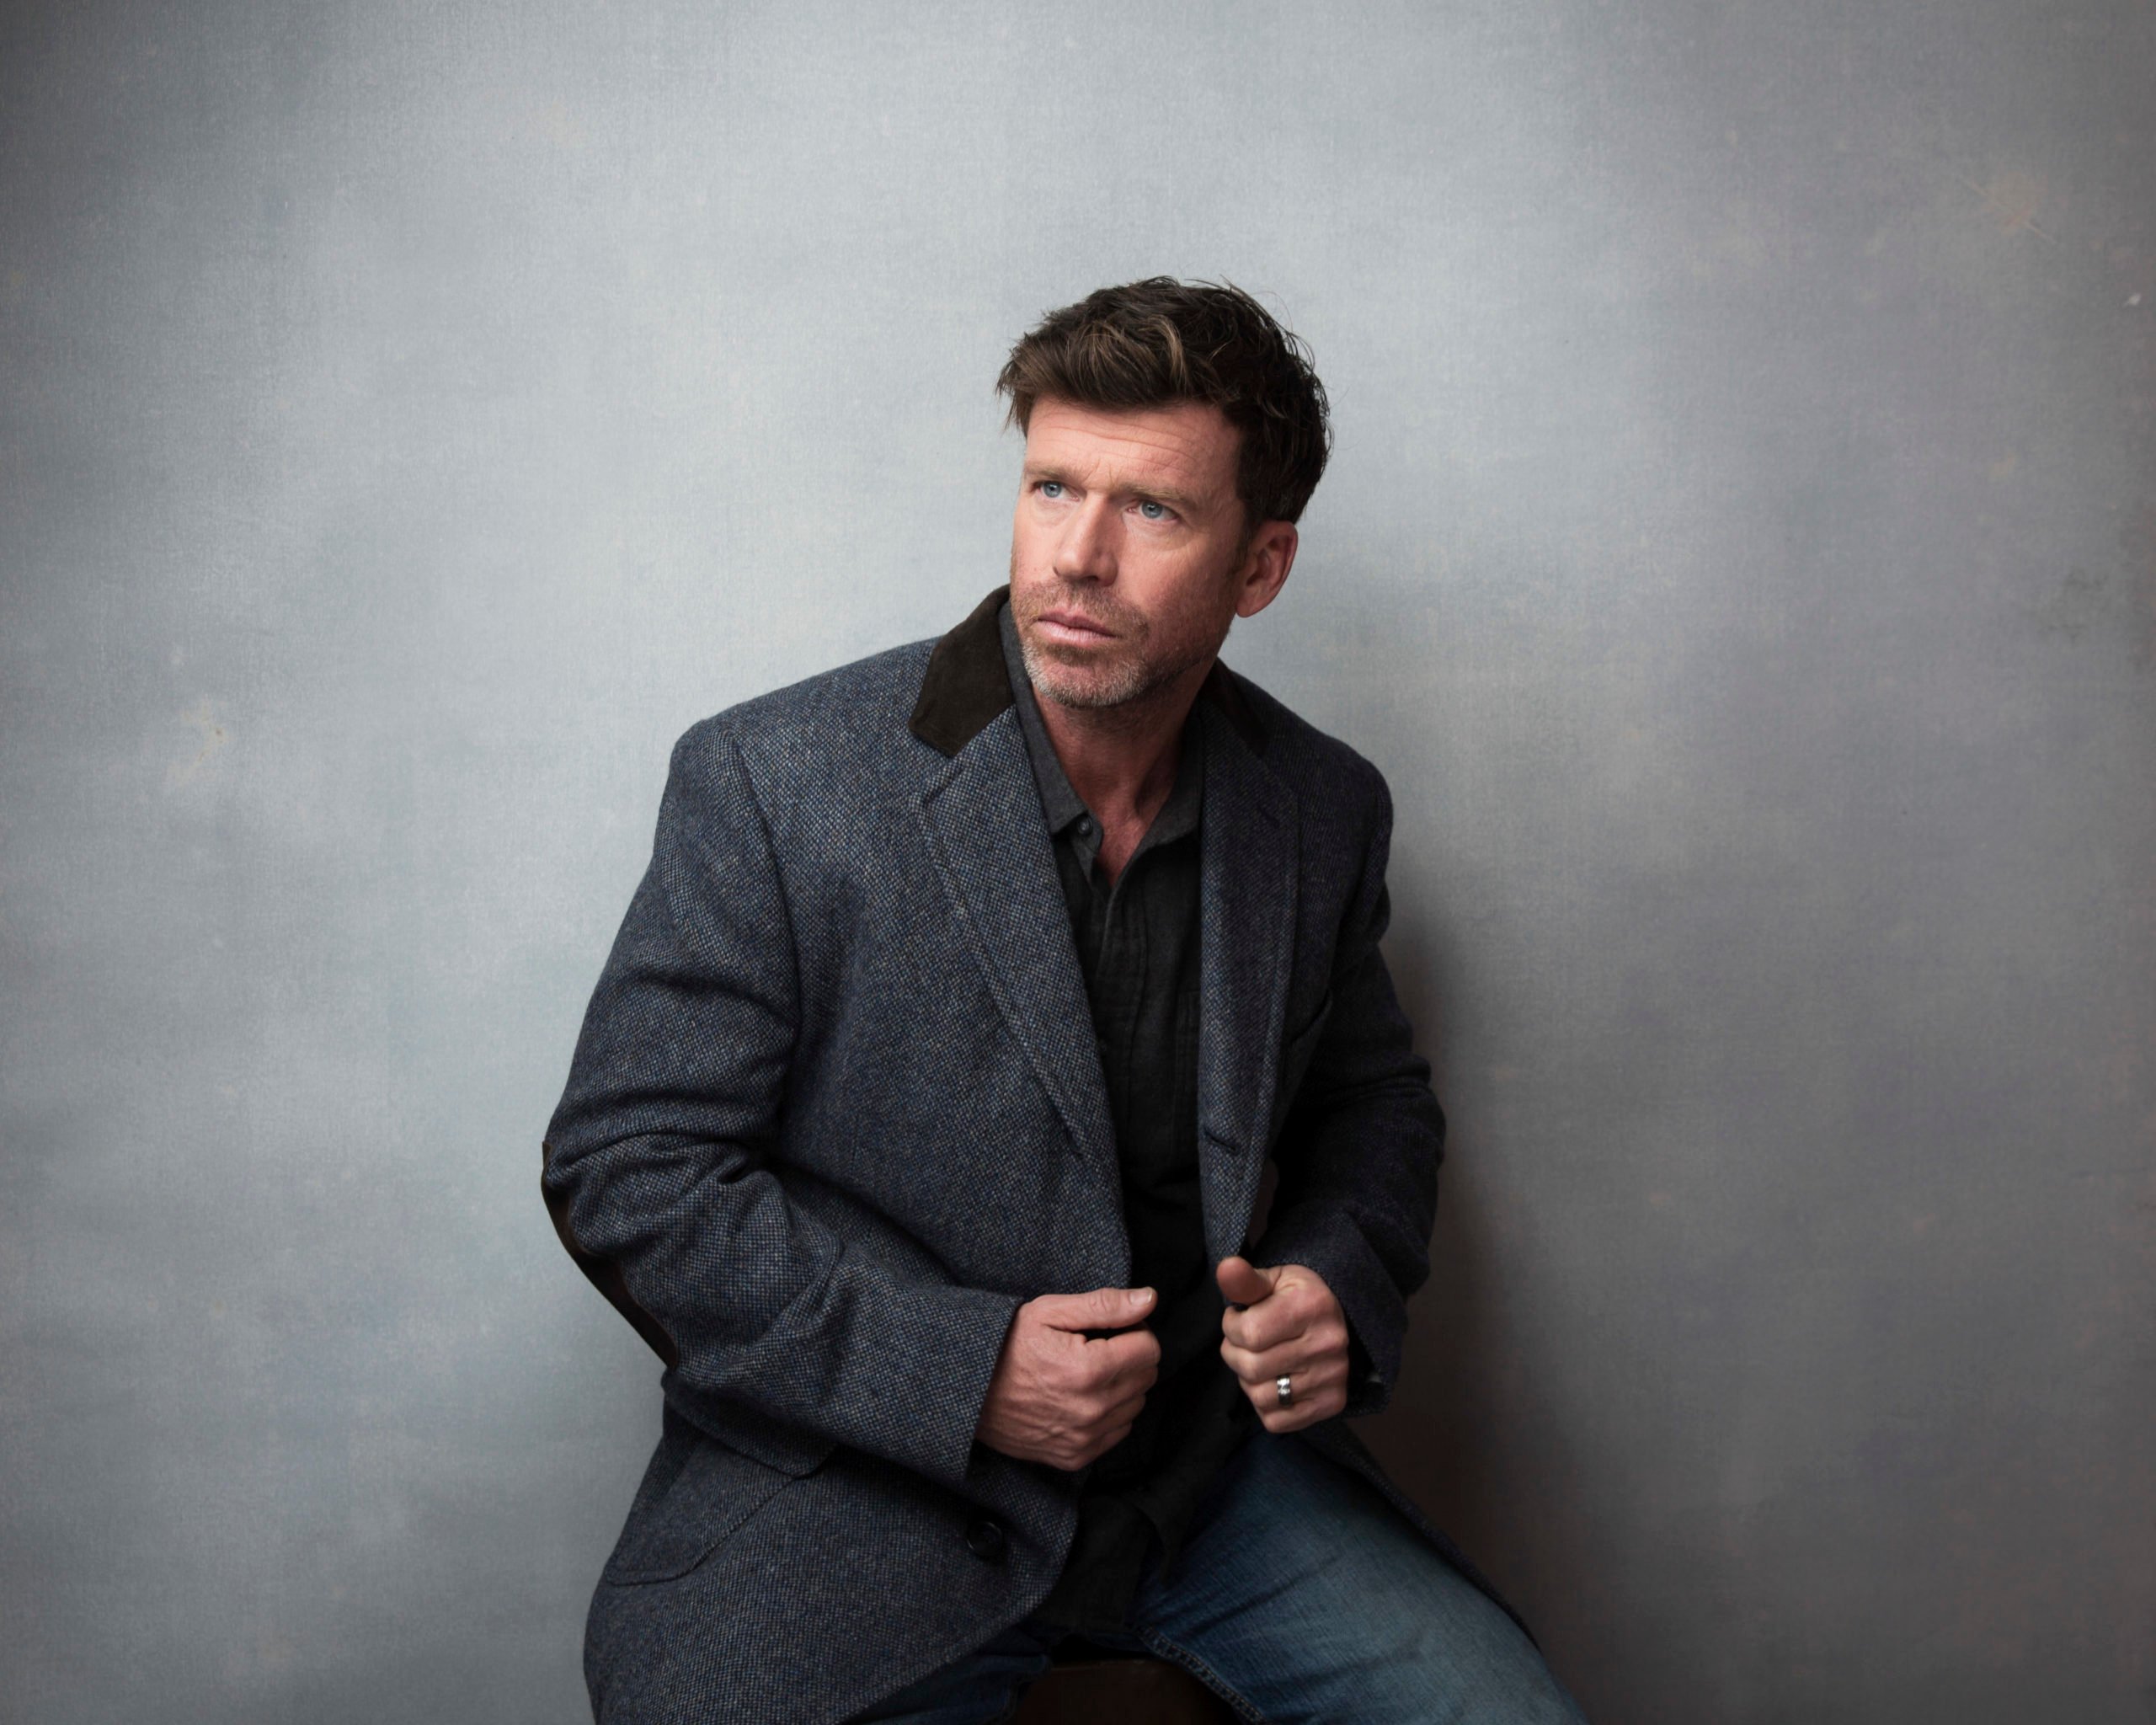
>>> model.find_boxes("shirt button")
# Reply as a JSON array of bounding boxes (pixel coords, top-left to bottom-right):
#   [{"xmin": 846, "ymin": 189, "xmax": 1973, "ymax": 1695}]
[
  {"xmin": 1075, "ymin": 818, "xmax": 1092, "ymax": 836},
  {"xmin": 964, "ymin": 1515, "xmax": 1007, "ymax": 1563}
]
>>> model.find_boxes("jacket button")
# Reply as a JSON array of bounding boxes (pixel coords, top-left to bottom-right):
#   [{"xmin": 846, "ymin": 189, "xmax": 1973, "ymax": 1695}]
[{"xmin": 964, "ymin": 1515, "xmax": 1007, "ymax": 1563}]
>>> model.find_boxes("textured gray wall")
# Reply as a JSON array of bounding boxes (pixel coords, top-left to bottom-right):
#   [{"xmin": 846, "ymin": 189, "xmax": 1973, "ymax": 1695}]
[{"xmin": 3, "ymin": 2, "xmax": 2151, "ymax": 1720}]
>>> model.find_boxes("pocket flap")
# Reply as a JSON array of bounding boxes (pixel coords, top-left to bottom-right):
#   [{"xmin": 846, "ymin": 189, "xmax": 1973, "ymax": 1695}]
[{"xmin": 600, "ymin": 1407, "xmax": 830, "ymax": 1584}]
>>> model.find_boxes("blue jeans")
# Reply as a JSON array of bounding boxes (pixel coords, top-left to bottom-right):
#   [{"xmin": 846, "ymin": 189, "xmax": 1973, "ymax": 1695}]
[{"xmin": 849, "ymin": 1431, "xmax": 1588, "ymax": 1723}]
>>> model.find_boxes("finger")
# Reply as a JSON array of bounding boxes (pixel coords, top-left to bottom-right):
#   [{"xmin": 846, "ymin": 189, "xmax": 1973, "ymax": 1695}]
[
  {"xmin": 1097, "ymin": 1386, "xmax": 1150, "ymax": 1431},
  {"xmin": 1214, "ymin": 1255, "xmax": 1276, "ymax": 1310},
  {"xmin": 1086, "ymin": 1326, "xmax": 1163, "ymax": 1386},
  {"xmin": 1233, "ymin": 1354, "xmax": 1348, "ymax": 1423},
  {"xmin": 1037, "ymin": 1285, "xmax": 1155, "ymax": 1332},
  {"xmin": 1257, "ymin": 1386, "xmax": 1346, "ymax": 1434},
  {"xmin": 1220, "ymin": 1326, "xmax": 1345, "ymax": 1386},
  {"xmin": 1221, "ymin": 1288, "xmax": 1317, "ymax": 1354},
  {"xmin": 1224, "ymin": 1343, "xmax": 1348, "ymax": 1404}
]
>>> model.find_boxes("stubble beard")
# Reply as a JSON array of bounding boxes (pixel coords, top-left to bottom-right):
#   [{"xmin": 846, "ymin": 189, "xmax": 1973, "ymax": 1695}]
[
  {"xmin": 1013, "ymin": 590, "xmax": 1221, "ymax": 714},
  {"xmin": 1020, "ymin": 631, "xmax": 1166, "ymax": 711},
  {"xmin": 1011, "ymin": 542, "xmax": 1237, "ymax": 713}
]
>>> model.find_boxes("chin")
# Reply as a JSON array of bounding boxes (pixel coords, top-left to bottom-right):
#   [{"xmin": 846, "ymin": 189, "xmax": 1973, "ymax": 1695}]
[
  {"xmin": 1032, "ymin": 667, "xmax": 1138, "ymax": 710},
  {"xmin": 1023, "ymin": 644, "xmax": 1153, "ymax": 711}
]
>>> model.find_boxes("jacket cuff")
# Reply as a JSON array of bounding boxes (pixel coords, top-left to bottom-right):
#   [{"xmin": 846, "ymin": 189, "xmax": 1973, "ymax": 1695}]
[
  {"xmin": 913, "ymin": 1285, "xmax": 1028, "ymax": 1491},
  {"xmin": 665, "ymin": 1276, "xmax": 1027, "ymax": 1496}
]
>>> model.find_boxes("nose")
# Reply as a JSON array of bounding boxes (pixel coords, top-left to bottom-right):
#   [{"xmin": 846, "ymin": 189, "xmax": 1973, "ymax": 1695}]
[{"xmin": 1054, "ymin": 495, "xmax": 1118, "ymax": 584}]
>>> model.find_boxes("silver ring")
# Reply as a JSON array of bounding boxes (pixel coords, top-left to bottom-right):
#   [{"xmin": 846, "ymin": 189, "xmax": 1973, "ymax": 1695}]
[{"xmin": 1276, "ymin": 1374, "xmax": 1294, "ymax": 1407}]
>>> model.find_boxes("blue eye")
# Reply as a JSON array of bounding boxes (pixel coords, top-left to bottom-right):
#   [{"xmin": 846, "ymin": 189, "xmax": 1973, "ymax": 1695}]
[
  {"xmin": 1038, "ymin": 480, "xmax": 1065, "ymax": 499},
  {"xmin": 1138, "ymin": 500, "xmax": 1167, "ymax": 521}
]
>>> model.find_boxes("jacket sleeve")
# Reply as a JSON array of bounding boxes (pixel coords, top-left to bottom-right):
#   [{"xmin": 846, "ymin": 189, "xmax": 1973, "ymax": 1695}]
[
  {"xmin": 542, "ymin": 721, "xmax": 1022, "ymax": 1493},
  {"xmin": 1251, "ymin": 772, "xmax": 1444, "ymax": 1418}
]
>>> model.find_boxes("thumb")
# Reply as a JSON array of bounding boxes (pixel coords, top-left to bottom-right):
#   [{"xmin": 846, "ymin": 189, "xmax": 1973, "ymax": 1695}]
[
  {"xmin": 1215, "ymin": 1255, "xmax": 1278, "ymax": 1309},
  {"xmin": 1038, "ymin": 1285, "xmax": 1156, "ymax": 1332}
]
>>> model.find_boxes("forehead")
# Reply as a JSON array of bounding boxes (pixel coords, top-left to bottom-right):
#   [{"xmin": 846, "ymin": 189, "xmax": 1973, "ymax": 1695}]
[{"xmin": 1022, "ymin": 398, "xmax": 1239, "ymax": 501}]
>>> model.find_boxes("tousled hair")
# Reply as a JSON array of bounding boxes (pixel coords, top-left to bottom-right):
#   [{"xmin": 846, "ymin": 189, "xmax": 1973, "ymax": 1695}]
[{"xmin": 995, "ymin": 278, "xmax": 1331, "ymax": 526}]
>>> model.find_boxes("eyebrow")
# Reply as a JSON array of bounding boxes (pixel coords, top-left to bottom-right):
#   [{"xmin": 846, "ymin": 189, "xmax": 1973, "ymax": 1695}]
[{"xmin": 1022, "ymin": 461, "xmax": 1209, "ymax": 515}]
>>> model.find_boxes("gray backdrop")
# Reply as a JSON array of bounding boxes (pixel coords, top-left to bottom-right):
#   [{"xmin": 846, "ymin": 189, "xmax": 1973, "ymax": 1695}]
[{"xmin": 3, "ymin": 3, "xmax": 2151, "ymax": 1721}]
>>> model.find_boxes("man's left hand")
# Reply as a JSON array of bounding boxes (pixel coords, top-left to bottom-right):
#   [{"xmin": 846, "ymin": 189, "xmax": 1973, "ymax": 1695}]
[{"xmin": 1216, "ymin": 1256, "xmax": 1352, "ymax": 1434}]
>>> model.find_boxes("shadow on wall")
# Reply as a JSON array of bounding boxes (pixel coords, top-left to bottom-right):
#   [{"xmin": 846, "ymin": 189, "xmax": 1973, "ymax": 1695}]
[{"xmin": 1353, "ymin": 895, "xmax": 1616, "ymax": 1664}]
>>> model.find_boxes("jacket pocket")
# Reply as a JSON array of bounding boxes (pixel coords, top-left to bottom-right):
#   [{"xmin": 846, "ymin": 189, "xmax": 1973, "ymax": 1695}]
[{"xmin": 600, "ymin": 1406, "xmax": 833, "ymax": 1584}]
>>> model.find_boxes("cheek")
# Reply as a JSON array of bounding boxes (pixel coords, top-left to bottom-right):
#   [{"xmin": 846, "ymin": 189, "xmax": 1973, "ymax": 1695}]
[
  {"xmin": 1007, "ymin": 517, "xmax": 1048, "ymax": 581},
  {"xmin": 1149, "ymin": 559, "xmax": 1239, "ymax": 641}
]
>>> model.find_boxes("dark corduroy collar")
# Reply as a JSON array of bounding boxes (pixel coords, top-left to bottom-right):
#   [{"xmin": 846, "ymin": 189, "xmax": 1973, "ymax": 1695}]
[
  {"xmin": 907, "ymin": 587, "xmax": 1017, "ymax": 756},
  {"xmin": 907, "ymin": 585, "xmax": 1265, "ymax": 758}
]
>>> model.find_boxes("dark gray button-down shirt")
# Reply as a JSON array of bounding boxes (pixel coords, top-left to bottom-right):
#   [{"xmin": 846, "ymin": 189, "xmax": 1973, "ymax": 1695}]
[{"xmin": 998, "ymin": 603, "xmax": 1257, "ymax": 1635}]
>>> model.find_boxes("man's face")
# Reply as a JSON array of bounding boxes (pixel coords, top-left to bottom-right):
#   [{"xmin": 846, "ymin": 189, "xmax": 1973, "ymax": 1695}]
[{"xmin": 1008, "ymin": 398, "xmax": 1295, "ymax": 712}]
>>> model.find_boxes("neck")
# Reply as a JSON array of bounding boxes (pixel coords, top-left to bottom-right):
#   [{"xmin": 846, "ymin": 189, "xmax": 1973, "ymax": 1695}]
[{"xmin": 1035, "ymin": 656, "xmax": 1212, "ymax": 832}]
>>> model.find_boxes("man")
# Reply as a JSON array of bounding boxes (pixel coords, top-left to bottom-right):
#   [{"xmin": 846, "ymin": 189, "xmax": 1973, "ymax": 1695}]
[{"xmin": 542, "ymin": 279, "xmax": 1585, "ymax": 1723}]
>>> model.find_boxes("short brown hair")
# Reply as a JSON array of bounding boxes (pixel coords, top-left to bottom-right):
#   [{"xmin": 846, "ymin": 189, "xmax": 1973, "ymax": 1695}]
[{"xmin": 995, "ymin": 278, "xmax": 1331, "ymax": 526}]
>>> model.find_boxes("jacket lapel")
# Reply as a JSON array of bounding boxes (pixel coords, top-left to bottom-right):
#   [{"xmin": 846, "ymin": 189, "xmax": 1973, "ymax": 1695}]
[
  {"xmin": 910, "ymin": 589, "xmax": 1299, "ymax": 1270},
  {"xmin": 911, "ymin": 593, "xmax": 1122, "ymax": 1210},
  {"xmin": 1194, "ymin": 696, "xmax": 1299, "ymax": 1264},
  {"xmin": 915, "ymin": 722, "xmax": 1118, "ymax": 1188}
]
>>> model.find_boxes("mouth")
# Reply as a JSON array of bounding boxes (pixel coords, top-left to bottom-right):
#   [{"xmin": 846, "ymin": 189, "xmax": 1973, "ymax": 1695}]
[{"xmin": 1035, "ymin": 608, "xmax": 1118, "ymax": 643}]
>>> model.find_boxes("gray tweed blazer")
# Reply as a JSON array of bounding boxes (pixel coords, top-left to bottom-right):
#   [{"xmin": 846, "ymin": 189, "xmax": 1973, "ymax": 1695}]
[{"xmin": 542, "ymin": 588, "xmax": 1521, "ymax": 1724}]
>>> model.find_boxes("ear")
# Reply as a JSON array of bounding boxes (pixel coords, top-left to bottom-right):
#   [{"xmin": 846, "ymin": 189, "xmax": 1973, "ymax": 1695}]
[{"xmin": 1232, "ymin": 521, "xmax": 1299, "ymax": 619}]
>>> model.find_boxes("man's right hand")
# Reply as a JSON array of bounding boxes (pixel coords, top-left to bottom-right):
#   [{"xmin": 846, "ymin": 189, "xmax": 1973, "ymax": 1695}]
[{"xmin": 974, "ymin": 1286, "xmax": 1161, "ymax": 1471}]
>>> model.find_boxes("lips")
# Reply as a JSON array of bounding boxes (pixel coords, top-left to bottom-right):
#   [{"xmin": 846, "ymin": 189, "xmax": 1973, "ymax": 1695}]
[{"xmin": 1037, "ymin": 609, "xmax": 1117, "ymax": 640}]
